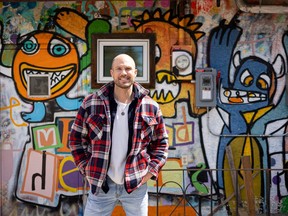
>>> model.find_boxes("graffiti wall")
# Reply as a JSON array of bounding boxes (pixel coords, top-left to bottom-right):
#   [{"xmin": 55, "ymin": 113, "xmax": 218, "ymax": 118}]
[{"xmin": 0, "ymin": 0, "xmax": 287, "ymax": 215}]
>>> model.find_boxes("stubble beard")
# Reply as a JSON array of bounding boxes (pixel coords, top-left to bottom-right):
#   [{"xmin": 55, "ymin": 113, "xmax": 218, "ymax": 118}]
[{"xmin": 114, "ymin": 79, "xmax": 133, "ymax": 90}]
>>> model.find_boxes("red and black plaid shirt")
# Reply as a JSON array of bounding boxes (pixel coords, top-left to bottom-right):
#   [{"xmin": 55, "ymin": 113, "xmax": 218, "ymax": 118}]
[{"xmin": 69, "ymin": 82, "xmax": 169, "ymax": 194}]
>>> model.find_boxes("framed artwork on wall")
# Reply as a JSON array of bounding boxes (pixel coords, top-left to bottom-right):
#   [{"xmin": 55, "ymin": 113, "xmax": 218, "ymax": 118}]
[{"xmin": 91, "ymin": 33, "xmax": 156, "ymax": 89}]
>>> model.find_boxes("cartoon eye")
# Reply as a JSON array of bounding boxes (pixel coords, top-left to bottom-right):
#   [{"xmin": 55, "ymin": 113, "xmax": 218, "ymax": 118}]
[
  {"xmin": 240, "ymin": 69, "xmax": 253, "ymax": 87},
  {"xmin": 21, "ymin": 36, "xmax": 38, "ymax": 54},
  {"xmin": 50, "ymin": 38, "xmax": 70, "ymax": 56},
  {"xmin": 257, "ymin": 74, "xmax": 270, "ymax": 90},
  {"xmin": 155, "ymin": 44, "xmax": 161, "ymax": 64}
]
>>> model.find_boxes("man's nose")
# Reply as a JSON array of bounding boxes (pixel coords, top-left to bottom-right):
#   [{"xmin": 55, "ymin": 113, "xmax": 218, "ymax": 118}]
[{"xmin": 120, "ymin": 68, "xmax": 128, "ymax": 74}]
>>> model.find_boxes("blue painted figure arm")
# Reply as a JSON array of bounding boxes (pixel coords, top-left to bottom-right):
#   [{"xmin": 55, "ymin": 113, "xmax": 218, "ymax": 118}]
[
  {"xmin": 21, "ymin": 102, "xmax": 46, "ymax": 122},
  {"xmin": 56, "ymin": 94, "xmax": 83, "ymax": 111},
  {"xmin": 207, "ymin": 17, "xmax": 243, "ymax": 87}
]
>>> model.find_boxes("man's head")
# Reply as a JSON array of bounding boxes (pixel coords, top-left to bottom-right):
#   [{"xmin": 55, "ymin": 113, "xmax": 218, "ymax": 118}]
[{"xmin": 110, "ymin": 54, "xmax": 137, "ymax": 89}]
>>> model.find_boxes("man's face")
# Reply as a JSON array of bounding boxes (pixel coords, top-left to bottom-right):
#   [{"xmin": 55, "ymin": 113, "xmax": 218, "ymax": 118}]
[{"xmin": 110, "ymin": 56, "xmax": 137, "ymax": 89}]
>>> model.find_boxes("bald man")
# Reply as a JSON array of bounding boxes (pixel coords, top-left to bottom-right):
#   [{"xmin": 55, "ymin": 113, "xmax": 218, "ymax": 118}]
[{"xmin": 69, "ymin": 54, "xmax": 169, "ymax": 216}]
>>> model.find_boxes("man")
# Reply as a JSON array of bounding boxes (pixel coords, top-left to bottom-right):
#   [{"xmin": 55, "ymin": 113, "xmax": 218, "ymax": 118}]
[{"xmin": 69, "ymin": 54, "xmax": 169, "ymax": 215}]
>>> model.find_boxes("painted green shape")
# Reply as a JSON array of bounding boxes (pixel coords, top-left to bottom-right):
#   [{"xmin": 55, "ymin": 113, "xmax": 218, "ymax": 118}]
[
  {"xmin": 191, "ymin": 162, "xmax": 209, "ymax": 194},
  {"xmin": 280, "ymin": 196, "xmax": 288, "ymax": 213},
  {"xmin": 80, "ymin": 19, "xmax": 111, "ymax": 71}
]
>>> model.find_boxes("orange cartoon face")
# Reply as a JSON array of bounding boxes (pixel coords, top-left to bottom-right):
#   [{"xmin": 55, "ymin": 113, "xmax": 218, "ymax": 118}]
[{"xmin": 12, "ymin": 31, "xmax": 79, "ymax": 101}]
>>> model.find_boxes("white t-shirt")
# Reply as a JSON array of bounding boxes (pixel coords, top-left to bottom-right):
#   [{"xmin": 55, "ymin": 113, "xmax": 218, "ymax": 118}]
[{"xmin": 107, "ymin": 100, "xmax": 130, "ymax": 184}]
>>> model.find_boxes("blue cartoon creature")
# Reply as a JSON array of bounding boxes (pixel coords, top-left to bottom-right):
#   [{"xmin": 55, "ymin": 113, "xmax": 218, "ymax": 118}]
[{"xmin": 207, "ymin": 16, "xmax": 286, "ymax": 212}]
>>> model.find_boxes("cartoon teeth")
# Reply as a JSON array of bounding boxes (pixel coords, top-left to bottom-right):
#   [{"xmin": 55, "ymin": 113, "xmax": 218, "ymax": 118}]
[
  {"xmin": 221, "ymin": 87, "xmax": 267, "ymax": 104},
  {"xmin": 24, "ymin": 68, "xmax": 73, "ymax": 88}
]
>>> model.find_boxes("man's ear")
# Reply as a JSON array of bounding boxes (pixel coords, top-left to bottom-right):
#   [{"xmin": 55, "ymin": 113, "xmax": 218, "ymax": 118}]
[
  {"xmin": 110, "ymin": 69, "xmax": 113, "ymax": 77},
  {"xmin": 135, "ymin": 69, "xmax": 138, "ymax": 76}
]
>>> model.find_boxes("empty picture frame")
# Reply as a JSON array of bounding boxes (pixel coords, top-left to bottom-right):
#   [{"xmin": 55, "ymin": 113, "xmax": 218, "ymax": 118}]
[{"xmin": 91, "ymin": 33, "xmax": 156, "ymax": 89}]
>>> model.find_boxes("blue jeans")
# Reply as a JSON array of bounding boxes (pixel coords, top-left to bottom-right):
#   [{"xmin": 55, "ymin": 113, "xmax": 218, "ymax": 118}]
[{"xmin": 84, "ymin": 176, "xmax": 148, "ymax": 216}]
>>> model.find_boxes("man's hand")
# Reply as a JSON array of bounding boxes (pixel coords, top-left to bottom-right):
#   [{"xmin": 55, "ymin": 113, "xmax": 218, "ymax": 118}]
[{"xmin": 141, "ymin": 172, "xmax": 153, "ymax": 184}]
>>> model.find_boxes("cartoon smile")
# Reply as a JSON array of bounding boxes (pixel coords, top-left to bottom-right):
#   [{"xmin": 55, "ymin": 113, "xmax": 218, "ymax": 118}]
[{"xmin": 20, "ymin": 63, "xmax": 76, "ymax": 94}]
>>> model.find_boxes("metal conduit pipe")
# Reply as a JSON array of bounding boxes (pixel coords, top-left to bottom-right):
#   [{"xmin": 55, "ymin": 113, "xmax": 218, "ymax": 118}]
[{"xmin": 234, "ymin": 0, "xmax": 288, "ymax": 14}]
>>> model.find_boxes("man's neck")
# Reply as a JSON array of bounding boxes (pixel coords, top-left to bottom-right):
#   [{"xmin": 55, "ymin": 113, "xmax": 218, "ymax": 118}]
[{"xmin": 114, "ymin": 87, "xmax": 133, "ymax": 104}]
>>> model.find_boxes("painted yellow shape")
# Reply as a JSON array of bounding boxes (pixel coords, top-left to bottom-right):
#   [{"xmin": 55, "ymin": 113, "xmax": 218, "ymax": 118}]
[
  {"xmin": 224, "ymin": 137, "xmax": 262, "ymax": 215},
  {"xmin": 165, "ymin": 125, "xmax": 174, "ymax": 147},
  {"xmin": 243, "ymin": 105, "xmax": 273, "ymax": 124},
  {"xmin": 243, "ymin": 137, "xmax": 252, "ymax": 157},
  {"xmin": 148, "ymin": 158, "xmax": 183, "ymax": 189},
  {"xmin": 58, "ymin": 156, "xmax": 79, "ymax": 193}
]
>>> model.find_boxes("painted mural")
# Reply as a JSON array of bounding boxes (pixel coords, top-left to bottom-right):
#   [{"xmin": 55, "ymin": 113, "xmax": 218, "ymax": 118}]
[{"xmin": 0, "ymin": 1, "xmax": 288, "ymax": 215}]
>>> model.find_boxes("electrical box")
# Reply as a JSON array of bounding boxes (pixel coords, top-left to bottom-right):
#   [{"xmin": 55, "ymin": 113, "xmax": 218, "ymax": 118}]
[{"xmin": 195, "ymin": 68, "xmax": 217, "ymax": 107}]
